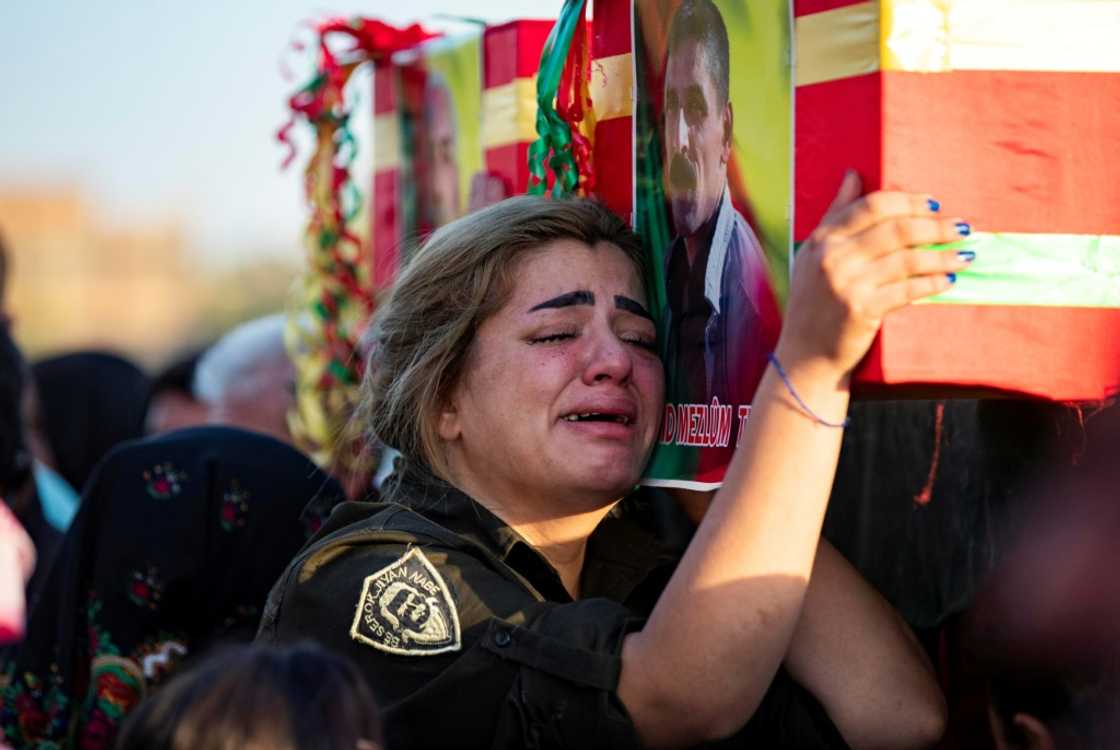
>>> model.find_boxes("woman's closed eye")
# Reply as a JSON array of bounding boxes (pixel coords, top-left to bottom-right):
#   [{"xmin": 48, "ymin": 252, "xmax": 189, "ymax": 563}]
[
  {"xmin": 621, "ymin": 333, "xmax": 658, "ymax": 352},
  {"xmin": 527, "ymin": 329, "xmax": 655, "ymax": 351},
  {"xmin": 528, "ymin": 331, "xmax": 577, "ymax": 345}
]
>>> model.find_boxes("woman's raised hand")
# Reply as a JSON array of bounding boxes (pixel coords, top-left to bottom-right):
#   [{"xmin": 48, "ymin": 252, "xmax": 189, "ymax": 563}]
[{"xmin": 777, "ymin": 170, "xmax": 973, "ymax": 379}]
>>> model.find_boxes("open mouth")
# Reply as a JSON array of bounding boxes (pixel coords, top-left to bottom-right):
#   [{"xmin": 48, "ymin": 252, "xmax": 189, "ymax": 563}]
[{"xmin": 561, "ymin": 412, "xmax": 633, "ymax": 426}]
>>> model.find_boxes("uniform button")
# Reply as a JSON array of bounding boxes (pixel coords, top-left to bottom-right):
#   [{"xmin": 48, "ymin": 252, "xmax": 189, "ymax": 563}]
[{"xmin": 494, "ymin": 629, "xmax": 512, "ymax": 647}]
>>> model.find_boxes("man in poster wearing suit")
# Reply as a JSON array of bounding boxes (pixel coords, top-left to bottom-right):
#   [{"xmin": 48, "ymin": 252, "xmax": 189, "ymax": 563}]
[{"xmin": 662, "ymin": 0, "xmax": 781, "ymax": 411}]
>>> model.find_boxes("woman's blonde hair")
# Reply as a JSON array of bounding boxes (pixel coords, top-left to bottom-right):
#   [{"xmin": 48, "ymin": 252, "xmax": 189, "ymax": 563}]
[{"xmin": 361, "ymin": 195, "xmax": 647, "ymax": 479}]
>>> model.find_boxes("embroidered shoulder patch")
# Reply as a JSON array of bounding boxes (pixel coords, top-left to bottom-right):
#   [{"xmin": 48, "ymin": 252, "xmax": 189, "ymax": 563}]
[{"xmin": 350, "ymin": 547, "xmax": 462, "ymax": 656}]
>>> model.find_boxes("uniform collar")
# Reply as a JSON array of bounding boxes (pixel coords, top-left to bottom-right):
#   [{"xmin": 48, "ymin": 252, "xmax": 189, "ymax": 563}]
[
  {"xmin": 384, "ymin": 462, "xmax": 526, "ymax": 558},
  {"xmin": 383, "ymin": 463, "xmax": 569, "ymax": 599},
  {"xmin": 384, "ymin": 462, "xmax": 675, "ymax": 604}
]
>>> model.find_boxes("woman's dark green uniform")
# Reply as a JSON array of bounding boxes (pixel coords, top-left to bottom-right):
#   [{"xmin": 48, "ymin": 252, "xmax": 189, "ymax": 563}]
[{"xmin": 259, "ymin": 465, "xmax": 846, "ymax": 749}]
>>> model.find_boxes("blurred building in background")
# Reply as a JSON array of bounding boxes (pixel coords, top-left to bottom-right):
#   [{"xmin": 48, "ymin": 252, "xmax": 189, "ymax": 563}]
[{"xmin": 0, "ymin": 185, "xmax": 298, "ymax": 367}]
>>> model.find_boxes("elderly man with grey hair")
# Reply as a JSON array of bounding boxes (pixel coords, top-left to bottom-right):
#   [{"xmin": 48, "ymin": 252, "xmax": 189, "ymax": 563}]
[{"xmin": 193, "ymin": 314, "xmax": 296, "ymax": 445}]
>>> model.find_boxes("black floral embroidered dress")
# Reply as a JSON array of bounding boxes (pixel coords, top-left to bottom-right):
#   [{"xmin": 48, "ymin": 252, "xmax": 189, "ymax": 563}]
[{"xmin": 0, "ymin": 426, "xmax": 345, "ymax": 750}]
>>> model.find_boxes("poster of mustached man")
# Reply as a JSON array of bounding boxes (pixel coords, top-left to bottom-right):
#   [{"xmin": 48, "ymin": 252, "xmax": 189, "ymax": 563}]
[{"xmin": 635, "ymin": 0, "xmax": 792, "ymax": 489}]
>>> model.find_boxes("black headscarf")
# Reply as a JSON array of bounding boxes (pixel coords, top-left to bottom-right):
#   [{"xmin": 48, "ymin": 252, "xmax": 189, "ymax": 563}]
[
  {"xmin": 31, "ymin": 351, "xmax": 150, "ymax": 493},
  {"xmin": 0, "ymin": 327, "xmax": 30, "ymax": 498},
  {"xmin": 148, "ymin": 349, "xmax": 204, "ymax": 400},
  {"xmin": 0, "ymin": 328, "xmax": 57, "ymax": 606},
  {"xmin": 0, "ymin": 426, "xmax": 346, "ymax": 750}
]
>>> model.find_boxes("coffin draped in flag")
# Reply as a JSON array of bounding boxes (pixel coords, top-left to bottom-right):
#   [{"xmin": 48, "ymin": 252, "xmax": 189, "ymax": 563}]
[
  {"xmin": 369, "ymin": 22, "xmax": 555, "ymax": 290},
  {"xmin": 571, "ymin": 0, "xmax": 1120, "ymax": 488},
  {"xmin": 794, "ymin": 0, "xmax": 1120, "ymax": 401}
]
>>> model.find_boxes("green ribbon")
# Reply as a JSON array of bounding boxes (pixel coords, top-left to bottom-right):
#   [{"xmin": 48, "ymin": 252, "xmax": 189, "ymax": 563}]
[
  {"xmin": 527, "ymin": 0, "xmax": 587, "ymax": 197},
  {"xmin": 328, "ymin": 359, "xmax": 355, "ymax": 385},
  {"xmin": 632, "ymin": 42, "xmax": 672, "ymax": 340},
  {"xmin": 318, "ymin": 228, "xmax": 338, "ymax": 250},
  {"xmin": 334, "ymin": 111, "xmax": 364, "ymax": 223},
  {"xmin": 633, "ymin": 21, "xmax": 692, "ymax": 485}
]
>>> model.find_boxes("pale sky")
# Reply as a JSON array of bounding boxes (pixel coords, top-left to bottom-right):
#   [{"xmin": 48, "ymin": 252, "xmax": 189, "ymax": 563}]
[{"xmin": 0, "ymin": 1, "xmax": 560, "ymax": 265}]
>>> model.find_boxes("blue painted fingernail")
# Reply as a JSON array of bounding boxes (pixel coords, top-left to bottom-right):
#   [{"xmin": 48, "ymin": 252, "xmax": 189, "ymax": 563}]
[
  {"xmin": 957, "ymin": 250, "xmax": 976, "ymax": 262},
  {"xmin": 927, "ymin": 198, "xmax": 941, "ymax": 212},
  {"xmin": 955, "ymin": 222, "xmax": 972, "ymax": 237},
  {"xmin": 947, "ymin": 273, "xmax": 958, "ymax": 284}
]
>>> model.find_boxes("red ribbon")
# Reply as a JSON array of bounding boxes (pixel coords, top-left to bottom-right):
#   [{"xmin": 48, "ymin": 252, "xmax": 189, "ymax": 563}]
[
  {"xmin": 555, "ymin": 10, "xmax": 595, "ymax": 195},
  {"xmin": 277, "ymin": 18, "xmax": 437, "ymax": 170}
]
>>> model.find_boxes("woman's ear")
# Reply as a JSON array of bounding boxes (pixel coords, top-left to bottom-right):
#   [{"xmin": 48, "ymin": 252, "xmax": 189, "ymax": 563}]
[
  {"xmin": 1011, "ymin": 713, "xmax": 1055, "ymax": 750},
  {"xmin": 720, "ymin": 100, "xmax": 734, "ymax": 165},
  {"xmin": 437, "ymin": 404, "xmax": 461, "ymax": 442}
]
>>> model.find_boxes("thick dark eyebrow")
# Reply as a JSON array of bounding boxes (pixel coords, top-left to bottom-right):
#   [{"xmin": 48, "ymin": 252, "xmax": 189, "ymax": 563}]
[
  {"xmin": 527, "ymin": 290, "xmax": 652, "ymax": 321},
  {"xmin": 615, "ymin": 295, "xmax": 653, "ymax": 321},
  {"xmin": 528, "ymin": 290, "xmax": 594, "ymax": 312}
]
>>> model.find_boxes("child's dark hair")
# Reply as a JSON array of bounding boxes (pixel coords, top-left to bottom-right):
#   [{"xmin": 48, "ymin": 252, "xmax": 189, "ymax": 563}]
[{"xmin": 115, "ymin": 641, "xmax": 381, "ymax": 750}]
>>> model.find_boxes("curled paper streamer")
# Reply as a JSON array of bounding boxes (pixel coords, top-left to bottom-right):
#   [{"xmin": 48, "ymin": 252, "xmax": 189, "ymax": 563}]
[{"xmin": 278, "ymin": 17, "xmax": 436, "ymax": 472}]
